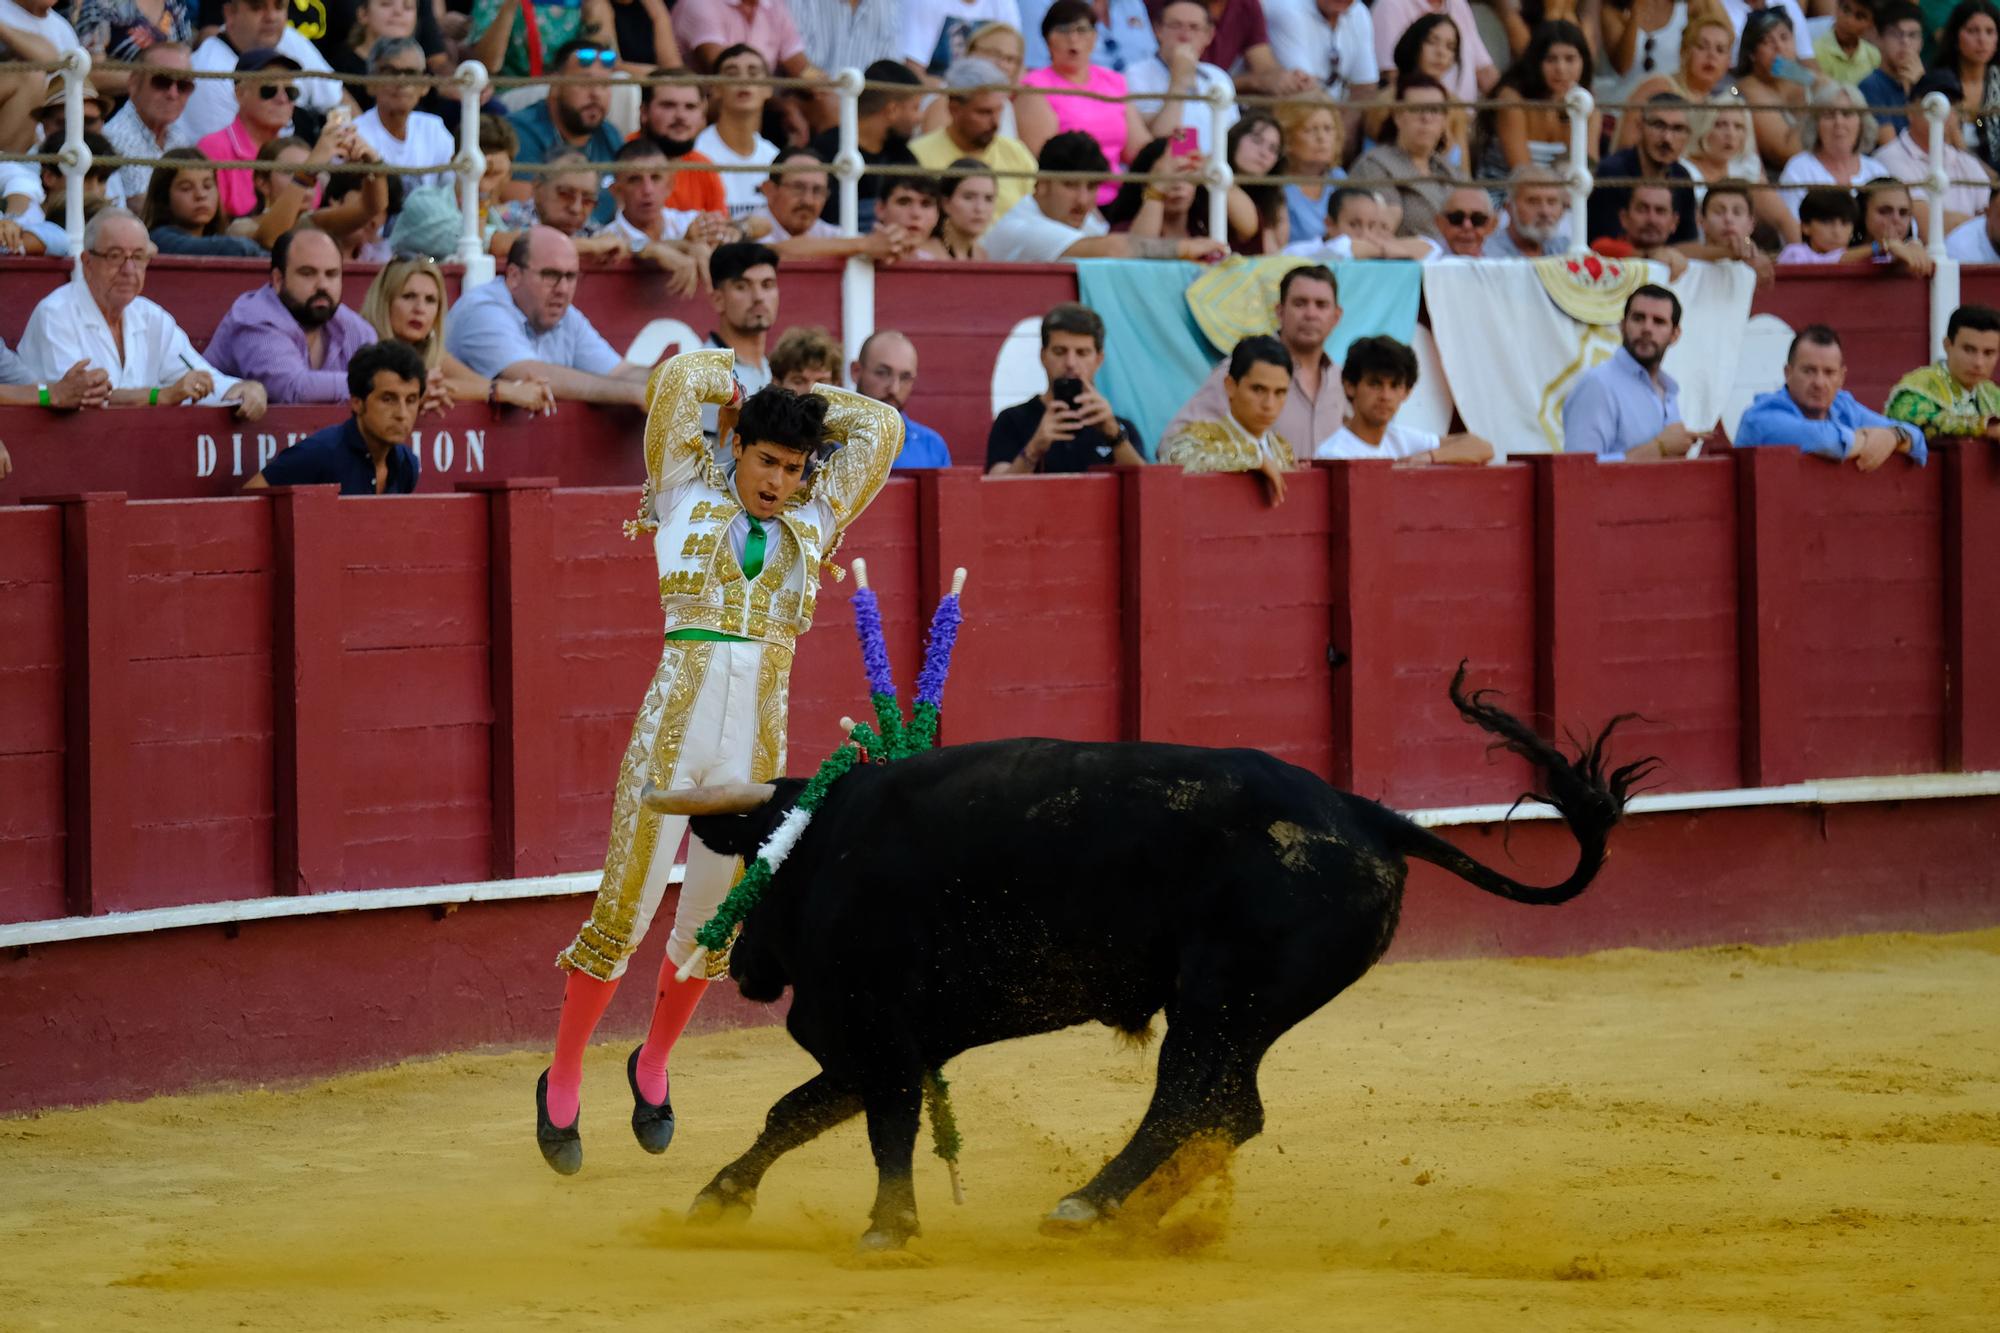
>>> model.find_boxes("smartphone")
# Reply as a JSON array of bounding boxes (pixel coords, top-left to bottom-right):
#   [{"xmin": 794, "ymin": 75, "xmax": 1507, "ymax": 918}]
[
  {"xmin": 1168, "ymin": 127, "xmax": 1197, "ymax": 158},
  {"xmin": 1051, "ymin": 377, "xmax": 1084, "ymax": 407}
]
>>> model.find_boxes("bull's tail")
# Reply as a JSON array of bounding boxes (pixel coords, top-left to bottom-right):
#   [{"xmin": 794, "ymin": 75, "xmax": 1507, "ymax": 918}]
[{"xmin": 1376, "ymin": 663, "xmax": 1659, "ymax": 906}]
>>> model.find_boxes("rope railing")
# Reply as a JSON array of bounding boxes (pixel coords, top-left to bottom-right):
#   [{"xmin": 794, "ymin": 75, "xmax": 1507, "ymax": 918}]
[{"xmin": 7, "ymin": 50, "xmax": 1977, "ymax": 267}]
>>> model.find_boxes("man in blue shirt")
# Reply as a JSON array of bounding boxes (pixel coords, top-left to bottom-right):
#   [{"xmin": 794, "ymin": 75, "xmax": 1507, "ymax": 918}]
[
  {"xmin": 851, "ymin": 329, "xmax": 952, "ymax": 469},
  {"xmin": 244, "ymin": 341, "xmax": 427, "ymax": 495},
  {"xmin": 1734, "ymin": 325, "xmax": 1928, "ymax": 468},
  {"xmin": 508, "ymin": 39, "xmax": 624, "ymax": 227},
  {"xmin": 1561, "ymin": 285, "xmax": 1700, "ymax": 461},
  {"xmin": 1859, "ymin": 3, "xmax": 1924, "ymax": 141}
]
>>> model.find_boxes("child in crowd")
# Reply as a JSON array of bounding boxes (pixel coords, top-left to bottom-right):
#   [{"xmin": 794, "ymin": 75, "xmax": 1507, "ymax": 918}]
[{"xmin": 1313, "ymin": 335, "xmax": 1493, "ymax": 464}]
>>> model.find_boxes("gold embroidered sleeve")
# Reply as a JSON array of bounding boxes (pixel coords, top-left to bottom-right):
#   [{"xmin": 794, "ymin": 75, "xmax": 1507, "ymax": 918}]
[
  {"xmin": 1160, "ymin": 421, "xmax": 1260, "ymax": 474},
  {"xmin": 803, "ymin": 384, "xmax": 904, "ymax": 531},
  {"xmin": 643, "ymin": 348, "xmax": 738, "ymax": 493}
]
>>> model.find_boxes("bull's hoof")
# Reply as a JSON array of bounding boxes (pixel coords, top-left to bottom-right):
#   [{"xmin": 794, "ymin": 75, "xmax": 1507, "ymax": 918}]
[
  {"xmin": 1038, "ymin": 1196, "xmax": 1103, "ymax": 1237},
  {"xmin": 842, "ymin": 1234, "xmax": 934, "ymax": 1269},
  {"xmin": 686, "ymin": 1179, "xmax": 756, "ymax": 1226},
  {"xmin": 535, "ymin": 1070, "xmax": 582, "ymax": 1177}
]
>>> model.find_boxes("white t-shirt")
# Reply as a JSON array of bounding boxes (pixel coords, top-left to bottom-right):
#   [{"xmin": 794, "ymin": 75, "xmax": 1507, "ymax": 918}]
[
  {"xmin": 1282, "ymin": 234, "xmax": 1355, "ymax": 261},
  {"xmin": 694, "ymin": 124, "xmax": 779, "ymax": 220},
  {"xmin": 1122, "ymin": 57, "xmax": 1238, "ymax": 153},
  {"xmin": 0, "ymin": 0, "xmax": 79, "ymax": 54},
  {"xmin": 1314, "ymin": 420, "xmax": 1439, "ymax": 461},
  {"xmin": 185, "ymin": 29, "xmax": 343, "ymax": 141},
  {"xmin": 981, "ymin": 191, "xmax": 1109, "ymax": 262},
  {"xmin": 1261, "ymin": 0, "xmax": 1378, "ymax": 97},
  {"xmin": 1946, "ymin": 215, "xmax": 2000, "ymax": 263},
  {"xmin": 602, "ymin": 208, "xmax": 700, "ymax": 247},
  {"xmin": 752, "ymin": 209, "xmax": 841, "ymax": 240},
  {"xmin": 900, "ymin": 0, "xmax": 1020, "ymax": 72},
  {"xmin": 1774, "ymin": 151, "xmax": 1891, "ymax": 216},
  {"xmin": 353, "ymin": 107, "xmax": 458, "ymax": 195}
]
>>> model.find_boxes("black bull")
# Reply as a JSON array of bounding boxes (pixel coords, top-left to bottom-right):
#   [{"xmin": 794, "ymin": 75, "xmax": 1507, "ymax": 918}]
[{"xmin": 651, "ymin": 667, "xmax": 1653, "ymax": 1249}]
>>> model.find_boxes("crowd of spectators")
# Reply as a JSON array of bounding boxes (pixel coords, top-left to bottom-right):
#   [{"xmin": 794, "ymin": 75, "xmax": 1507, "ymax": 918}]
[{"xmin": 6, "ymin": 0, "xmax": 2000, "ymax": 489}]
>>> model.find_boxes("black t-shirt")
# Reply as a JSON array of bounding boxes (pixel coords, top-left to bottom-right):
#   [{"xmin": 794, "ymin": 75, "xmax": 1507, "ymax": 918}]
[
  {"xmin": 985, "ymin": 397, "xmax": 1143, "ymax": 474},
  {"xmin": 1585, "ymin": 149, "xmax": 1697, "ymax": 245},
  {"xmin": 808, "ymin": 127, "xmax": 918, "ymax": 228}
]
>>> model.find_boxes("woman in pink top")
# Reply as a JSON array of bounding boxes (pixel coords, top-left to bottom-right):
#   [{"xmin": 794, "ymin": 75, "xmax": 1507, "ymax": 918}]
[{"xmin": 1015, "ymin": 0, "xmax": 1153, "ymax": 205}]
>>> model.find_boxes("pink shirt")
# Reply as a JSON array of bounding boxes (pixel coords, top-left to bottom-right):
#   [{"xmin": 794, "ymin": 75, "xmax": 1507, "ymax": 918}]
[
  {"xmin": 673, "ymin": 0, "xmax": 806, "ymax": 67},
  {"xmin": 1370, "ymin": 0, "xmax": 1494, "ymax": 105},
  {"xmin": 1022, "ymin": 64, "xmax": 1129, "ymax": 205},
  {"xmin": 197, "ymin": 121, "xmax": 265, "ymax": 220}
]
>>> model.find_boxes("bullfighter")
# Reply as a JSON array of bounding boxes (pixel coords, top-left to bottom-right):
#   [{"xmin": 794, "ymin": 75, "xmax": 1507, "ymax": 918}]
[{"xmin": 535, "ymin": 347, "xmax": 903, "ymax": 1175}]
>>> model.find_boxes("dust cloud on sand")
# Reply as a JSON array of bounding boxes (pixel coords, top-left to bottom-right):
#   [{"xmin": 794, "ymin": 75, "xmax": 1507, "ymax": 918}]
[{"xmin": 3, "ymin": 930, "xmax": 1997, "ymax": 1331}]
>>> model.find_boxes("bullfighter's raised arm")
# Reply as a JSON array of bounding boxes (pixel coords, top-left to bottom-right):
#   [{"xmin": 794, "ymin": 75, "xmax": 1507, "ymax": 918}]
[
  {"xmin": 805, "ymin": 383, "xmax": 905, "ymax": 533},
  {"xmin": 630, "ymin": 348, "xmax": 741, "ymax": 534}
]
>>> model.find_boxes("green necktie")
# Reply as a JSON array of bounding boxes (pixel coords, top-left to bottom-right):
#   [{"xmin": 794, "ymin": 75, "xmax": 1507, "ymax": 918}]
[{"xmin": 742, "ymin": 514, "xmax": 766, "ymax": 580}]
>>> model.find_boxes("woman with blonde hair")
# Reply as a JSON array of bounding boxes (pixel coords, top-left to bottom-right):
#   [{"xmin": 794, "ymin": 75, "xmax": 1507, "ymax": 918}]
[
  {"xmin": 1617, "ymin": 0, "xmax": 1736, "ymax": 147},
  {"xmin": 1278, "ymin": 95, "xmax": 1344, "ymax": 245},
  {"xmin": 360, "ymin": 258, "xmax": 557, "ymax": 415},
  {"xmin": 1683, "ymin": 94, "xmax": 1801, "ymax": 242}
]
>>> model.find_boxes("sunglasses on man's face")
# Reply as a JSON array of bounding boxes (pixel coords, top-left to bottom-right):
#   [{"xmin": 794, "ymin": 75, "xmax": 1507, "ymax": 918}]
[
  {"xmin": 257, "ymin": 82, "xmax": 301, "ymax": 102},
  {"xmin": 1442, "ymin": 209, "xmax": 1492, "ymax": 227},
  {"xmin": 569, "ymin": 47, "xmax": 618, "ymax": 68},
  {"xmin": 149, "ymin": 73, "xmax": 197, "ymax": 95}
]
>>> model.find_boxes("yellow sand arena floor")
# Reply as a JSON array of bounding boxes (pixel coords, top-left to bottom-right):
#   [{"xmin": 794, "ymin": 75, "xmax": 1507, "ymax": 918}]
[{"xmin": 4, "ymin": 930, "xmax": 1997, "ymax": 1331}]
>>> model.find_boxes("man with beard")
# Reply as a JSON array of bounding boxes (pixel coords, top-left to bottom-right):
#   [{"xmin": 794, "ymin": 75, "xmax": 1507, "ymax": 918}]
[
  {"xmin": 1591, "ymin": 183, "xmax": 1690, "ymax": 279},
  {"xmin": 1165, "ymin": 264, "xmax": 1349, "ymax": 450},
  {"xmin": 1560, "ymin": 284, "xmax": 1698, "ymax": 461},
  {"xmin": 508, "ymin": 38, "xmax": 625, "ymax": 227},
  {"xmin": 909, "ymin": 58, "xmax": 1042, "ymax": 216},
  {"xmin": 808, "ymin": 60, "xmax": 924, "ymax": 229},
  {"xmin": 206, "ymin": 227, "xmax": 380, "ymax": 404},
  {"xmin": 1482, "ymin": 165, "xmax": 1571, "ymax": 258},
  {"xmin": 699, "ymin": 241, "xmax": 780, "ymax": 436},
  {"xmin": 638, "ymin": 81, "xmax": 730, "ymax": 218}
]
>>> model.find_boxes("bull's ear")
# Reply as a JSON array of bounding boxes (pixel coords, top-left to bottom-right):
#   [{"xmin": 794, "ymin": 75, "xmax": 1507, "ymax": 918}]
[{"xmin": 640, "ymin": 782, "xmax": 776, "ymax": 815}]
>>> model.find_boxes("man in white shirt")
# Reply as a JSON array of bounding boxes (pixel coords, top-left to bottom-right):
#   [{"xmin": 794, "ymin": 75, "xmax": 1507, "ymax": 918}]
[
  {"xmin": 983, "ymin": 130, "xmax": 1227, "ymax": 261},
  {"xmin": 744, "ymin": 147, "xmax": 918, "ymax": 262},
  {"xmin": 351, "ymin": 37, "xmax": 456, "ymax": 195},
  {"xmin": 1482, "ymin": 164, "xmax": 1573, "ymax": 258},
  {"xmin": 102, "ymin": 43, "xmax": 201, "ymax": 202},
  {"xmin": 1124, "ymin": 0, "xmax": 1239, "ymax": 152},
  {"xmin": 186, "ymin": 0, "xmax": 347, "ymax": 141},
  {"xmin": 902, "ymin": 0, "xmax": 1021, "ymax": 74},
  {"xmin": 1875, "ymin": 70, "xmax": 1995, "ymax": 233},
  {"xmin": 0, "ymin": 0, "xmax": 80, "ymax": 152},
  {"xmin": 1262, "ymin": 0, "xmax": 1379, "ymax": 149},
  {"xmin": 1947, "ymin": 192, "xmax": 2000, "ymax": 263},
  {"xmin": 18, "ymin": 209, "xmax": 268, "ymax": 419},
  {"xmin": 1315, "ymin": 334, "xmax": 1490, "ymax": 463},
  {"xmin": 593, "ymin": 139, "xmax": 708, "ymax": 295},
  {"xmin": 695, "ymin": 43, "xmax": 783, "ymax": 219}
]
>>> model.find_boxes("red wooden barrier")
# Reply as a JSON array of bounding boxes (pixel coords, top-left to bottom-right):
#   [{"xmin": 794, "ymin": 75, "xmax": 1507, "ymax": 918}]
[{"xmin": 6, "ymin": 446, "xmax": 1997, "ymax": 929}]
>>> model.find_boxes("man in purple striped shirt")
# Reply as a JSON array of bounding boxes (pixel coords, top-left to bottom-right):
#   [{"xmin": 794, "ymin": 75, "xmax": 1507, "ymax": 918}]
[{"xmin": 204, "ymin": 227, "xmax": 379, "ymax": 404}]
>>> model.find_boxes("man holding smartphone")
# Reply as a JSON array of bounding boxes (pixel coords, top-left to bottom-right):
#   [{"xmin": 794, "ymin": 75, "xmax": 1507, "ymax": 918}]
[{"xmin": 987, "ymin": 302, "xmax": 1147, "ymax": 474}]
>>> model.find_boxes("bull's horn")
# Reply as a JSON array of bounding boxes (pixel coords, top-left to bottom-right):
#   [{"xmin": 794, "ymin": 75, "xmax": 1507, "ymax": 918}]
[{"xmin": 640, "ymin": 781, "xmax": 776, "ymax": 815}]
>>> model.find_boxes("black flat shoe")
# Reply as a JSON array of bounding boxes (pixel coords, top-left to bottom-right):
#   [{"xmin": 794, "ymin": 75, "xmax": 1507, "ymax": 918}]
[
  {"xmin": 627, "ymin": 1046, "xmax": 676, "ymax": 1155},
  {"xmin": 536, "ymin": 1069, "xmax": 583, "ymax": 1176}
]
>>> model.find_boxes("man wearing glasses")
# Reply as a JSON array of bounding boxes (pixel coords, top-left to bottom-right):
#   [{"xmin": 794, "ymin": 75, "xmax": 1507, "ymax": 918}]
[
  {"xmin": 447, "ymin": 225, "xmax": 652, "ymax": 407},
  {"xmin": 1585, "ymin": 93, "xmax": 1698, "ymax": 247},
  {"xmin": 508, "ymin": 37, "xmax": 625, "ymax": 227},
  {"xmin": 17, "ymin": 209, "xmax": 269, "ymax": 420},
  {"xmin": 103, "ymin": 42, "xmax": 201, "ymax": 201},
  {"xmin": 1434, "ymin": 185, "xmax": 1499, "ymax": 256},
  {"xmin": 186, "ymin": 0, "xmax": 347, "ymax": 140},
  {"xmin": 747, "ymin": 148, "xmax": 918, "ymax": 263}
]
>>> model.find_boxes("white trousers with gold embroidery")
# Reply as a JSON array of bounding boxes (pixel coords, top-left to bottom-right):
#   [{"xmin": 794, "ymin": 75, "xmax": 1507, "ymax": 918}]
[{"xmin": 559, "ymin": 637, "xmax": 791, "ymax": 981}]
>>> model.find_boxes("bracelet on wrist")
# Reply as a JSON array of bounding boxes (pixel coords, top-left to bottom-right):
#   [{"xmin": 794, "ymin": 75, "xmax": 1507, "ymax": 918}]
[{"xmin": 149, "ymin": 386, "xmax": 160, "ymax": 406}]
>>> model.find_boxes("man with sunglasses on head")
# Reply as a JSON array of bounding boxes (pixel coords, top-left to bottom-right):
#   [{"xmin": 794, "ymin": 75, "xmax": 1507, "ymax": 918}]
[
  {"xmin": 508, "ymin": 37, "xmax": 625, "ymax": 227},
  {"xmin": 104, "ymin": 43, "xmax": 201, "ymax": 201},
  {"xmin": 187, "ymin": 0, "xmax": 348, "ymax": 140},
  {"xmin": 448, "ymin": 224, "xmax": 653, "ymax": 407},
  {"xmin": 17, "ymin": 208, "xmax": 268, "ymax": 420}
]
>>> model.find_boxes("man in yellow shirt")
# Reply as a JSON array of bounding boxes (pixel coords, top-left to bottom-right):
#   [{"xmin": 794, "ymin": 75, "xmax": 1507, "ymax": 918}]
[{"xmin": 908, "ymin": 57, "xmax": 1041, "ymax": 216}]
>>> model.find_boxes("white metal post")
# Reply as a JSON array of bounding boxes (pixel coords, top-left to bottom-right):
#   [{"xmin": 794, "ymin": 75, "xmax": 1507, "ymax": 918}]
[
  {"xmin": 832, "ymin": 66, "xmax": 863, "ymax": 237},
  {"xmin": 1565, "ymin": 87, "xmax": 1594, "ymax": 255},
  {"xmin": 454, "ymin": 60, "xmax": 496, "ymax": 286},
  {"xmin": 60, "ymin": 47, "xmax": 94, "ymax": 272},
  {"xmin": 1922, "ymin": 90, "xmax": 1949, "ymax": 260},
  {"xmin": 1205, "ymin": 77, "xmax": 1235, "ymax": 243},
  {"xmin": 840, "ymin": 256, "xmax": 875, "ymax": 387}
]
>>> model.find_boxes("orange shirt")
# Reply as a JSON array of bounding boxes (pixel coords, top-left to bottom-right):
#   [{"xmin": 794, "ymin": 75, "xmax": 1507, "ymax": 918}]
[{"xmin": 625, "ymin": 133, "xmax": 730, "ymax": 215}]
